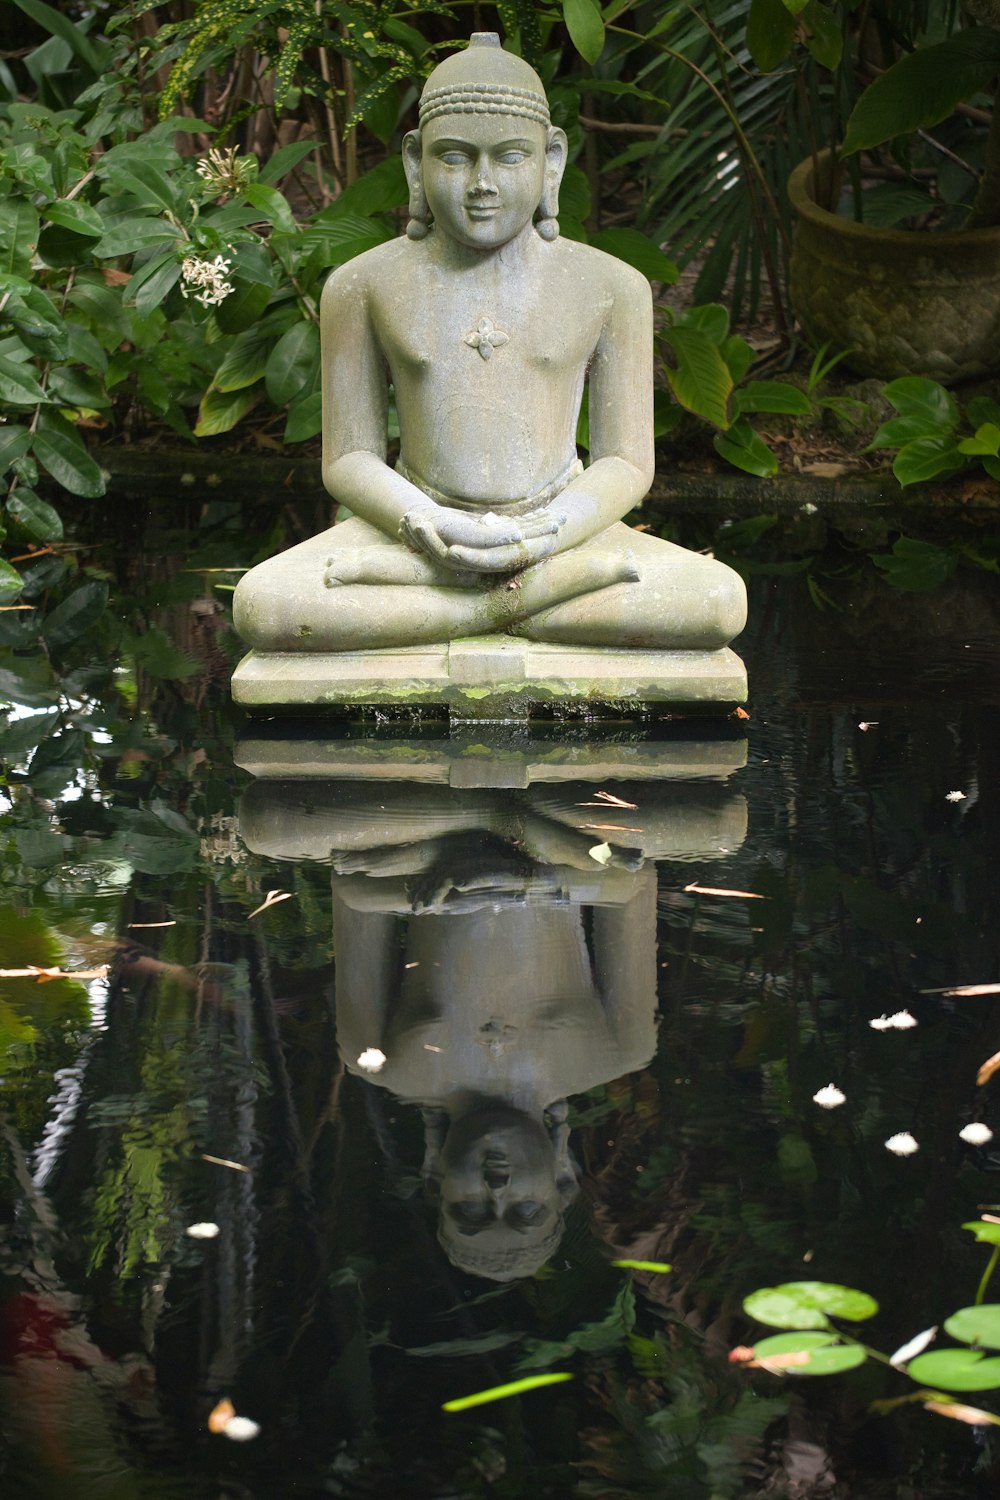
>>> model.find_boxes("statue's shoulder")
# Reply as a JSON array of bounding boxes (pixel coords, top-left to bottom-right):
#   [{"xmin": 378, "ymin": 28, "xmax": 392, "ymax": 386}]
[
  {"xmin": 547, "ymin": 237, "xmax": 652, "ymax": 304},
  {"xmin": 321, "ymin": 236, "xmax": 412, "ymax": 303}
]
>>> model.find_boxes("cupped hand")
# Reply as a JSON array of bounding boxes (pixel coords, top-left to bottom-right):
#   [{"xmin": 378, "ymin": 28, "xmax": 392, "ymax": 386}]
[{"xmin": 399, "ymin": 505, "xmax": 564, "ymax": 572}]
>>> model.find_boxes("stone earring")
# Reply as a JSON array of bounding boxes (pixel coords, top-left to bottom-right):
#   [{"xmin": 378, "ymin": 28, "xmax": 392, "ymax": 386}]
[{"xmin": 406, "ymin": 179, "xmax": 432, "ymax": 240}]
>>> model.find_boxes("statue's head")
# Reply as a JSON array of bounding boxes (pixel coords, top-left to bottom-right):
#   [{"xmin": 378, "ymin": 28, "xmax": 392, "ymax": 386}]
[
  {"xmin": 422, "ymin": 1101, "xmax": 578, "ymax": 1282},
  {"xmin": 403, "ymin": 32, "xmax": 568, "ymax": 248}
]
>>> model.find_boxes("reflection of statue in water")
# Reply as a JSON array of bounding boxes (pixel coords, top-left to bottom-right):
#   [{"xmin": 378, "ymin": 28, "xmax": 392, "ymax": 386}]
[
  {"xmin": 232, "ymin": 34, "xmax": 746, "ymax": 707},
  {"xmin": 239, "ymin": 774, "xmax": 748, "ymax": 1280}
]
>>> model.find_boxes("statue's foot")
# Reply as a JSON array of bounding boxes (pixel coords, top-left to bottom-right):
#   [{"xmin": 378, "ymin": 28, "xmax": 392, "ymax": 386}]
[{"xmin": 324, "ymin": 548, "xmax": 448, "ymax": 587}]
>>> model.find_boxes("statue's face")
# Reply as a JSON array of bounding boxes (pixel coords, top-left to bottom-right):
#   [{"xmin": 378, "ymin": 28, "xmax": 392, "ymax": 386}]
[
  {"xmin": 437, "ymin": 1108, "xmax": 563, "ymax": 1234},
  {"xmin": 418, "ymin": 114, "xmax": 549, "ymax": 250}
]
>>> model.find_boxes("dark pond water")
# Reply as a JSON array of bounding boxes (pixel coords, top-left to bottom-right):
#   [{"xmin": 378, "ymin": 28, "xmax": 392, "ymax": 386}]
[{"xmin": 2, "ymin": 506, "xmax": 1000, "ymax": 1499}]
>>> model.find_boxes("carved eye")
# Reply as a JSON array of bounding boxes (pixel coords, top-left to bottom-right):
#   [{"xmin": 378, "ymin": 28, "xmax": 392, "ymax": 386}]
[
  {"xmin": 496, "ymin": 151, "xmax": 528, "ymax": 165},
  {"xmin": 438, "ymin": 151, "xmax": 469, "ymax": 166}
]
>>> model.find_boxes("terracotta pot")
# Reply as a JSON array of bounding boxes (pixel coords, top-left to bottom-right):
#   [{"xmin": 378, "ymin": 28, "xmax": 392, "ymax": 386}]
[{"xmin": 788, "ymin": 151, "xmax": 1000, "ymax": 384}]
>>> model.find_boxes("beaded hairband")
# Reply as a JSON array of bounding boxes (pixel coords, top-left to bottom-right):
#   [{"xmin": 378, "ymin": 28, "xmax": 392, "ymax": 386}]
[{"xmin": 419, "ymin": 83, "xmax": 550, "ymax": 128}]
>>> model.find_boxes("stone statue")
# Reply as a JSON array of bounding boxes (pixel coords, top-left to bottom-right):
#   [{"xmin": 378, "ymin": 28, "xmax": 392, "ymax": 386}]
[
  {"xmin": 238, "ymin": 750, "xmax": 748, "ymax": 1279},
  {"xmin": 232, "ymin": 33, "xmax": 747, "ymax": 711}
]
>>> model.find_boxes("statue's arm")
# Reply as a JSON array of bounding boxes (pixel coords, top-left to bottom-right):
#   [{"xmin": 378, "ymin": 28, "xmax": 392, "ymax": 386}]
[
  {"xmin": 550, "ymin": 262, "xmax": 656, "ymax": 554},
  {"xmin": 591, "ymin": 864, "xmax": 658, "ymax": 1071},
  {"xmin": 320, "ymin": 262, "xmax": 436, "ymax": 537}
]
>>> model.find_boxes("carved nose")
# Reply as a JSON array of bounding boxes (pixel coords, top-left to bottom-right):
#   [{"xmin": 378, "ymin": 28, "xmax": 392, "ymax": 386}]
[
  {"xmin": 471, "ymin": 169, "xmax": 499, "ymax": 197},
  {"xmin": 483, "ymin": 1154, "xmax": 509, "ymax": 1190}
]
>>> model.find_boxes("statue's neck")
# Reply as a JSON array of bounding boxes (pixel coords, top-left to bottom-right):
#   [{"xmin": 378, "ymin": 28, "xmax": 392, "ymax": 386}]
[{"xmin": 430, "ymin": 223, "xmax": 539, "ymax": 274}]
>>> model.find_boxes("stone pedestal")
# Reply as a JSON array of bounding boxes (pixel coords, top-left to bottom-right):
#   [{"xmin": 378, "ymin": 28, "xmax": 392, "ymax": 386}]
[{"xmin": 231, "ymin": 636, "xmax": 747, "ymax": 717}]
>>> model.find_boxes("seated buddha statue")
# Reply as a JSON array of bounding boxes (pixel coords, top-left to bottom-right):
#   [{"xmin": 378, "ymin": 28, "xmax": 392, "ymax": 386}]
[{"xmin": 232, "ymin": 34, "xmax": 746, "ymax": 703}]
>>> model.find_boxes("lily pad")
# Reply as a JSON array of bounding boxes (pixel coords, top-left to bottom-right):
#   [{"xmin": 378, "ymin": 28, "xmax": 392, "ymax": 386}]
[
  {"xmin": 907, "ymin": 1349, "xmax": 1000, "ymax": 1392},
  {"xmin": 944, "ymin": 1306, "xmax": 1000, "ymax": 1351},
  {"xmin": 743, "ymin": 1281, "xmax": 879, "ymax": 1330},
  {"xmin": 754, "ymin": 1332, "xmax": 868, "ymax": 1376}
]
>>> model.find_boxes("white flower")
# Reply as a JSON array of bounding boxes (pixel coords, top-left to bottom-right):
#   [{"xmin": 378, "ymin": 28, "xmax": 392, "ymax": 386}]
[
  {"xmin": 890, "ymin": 1325, "xmax": 938, "ymax": 1366},
  {"xmin": 959, "ymin": 1123, "xmax": 994, "ymax": 1146},
  {"xmin": 870, "ymin": 1010, "xmax": 918, "ymax": 1031},
  {"xmin": 946, "ymin": 790, "xmax": 967, "ymax": 803},
  {"xmin": 186, "ymin": 1221, "xmax": 220, "ymax": 1239},
  {"xmin": 885, "ymin": 1132, "xmax": 919, "ymax": 1156},
  {"xmin": 812, "ymin": 1083, "xmax": 846, "ymax": 1109},
  {"xmin": 222, "ymin": 1416, "xmax": 261, "ymax": 1442},
  {"xmin": 357, "ymin": 1048, "xmax": 386, "ymax": 1073},
  {"xmin": 180, "ymin": 253, "xmax": 235, "ymax": 307}
]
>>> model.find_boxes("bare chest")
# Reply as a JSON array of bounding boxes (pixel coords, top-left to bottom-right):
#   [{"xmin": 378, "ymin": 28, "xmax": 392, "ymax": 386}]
[{"xmin": 371, "ymin": 276, "xmax": 606, "ymax": 384}]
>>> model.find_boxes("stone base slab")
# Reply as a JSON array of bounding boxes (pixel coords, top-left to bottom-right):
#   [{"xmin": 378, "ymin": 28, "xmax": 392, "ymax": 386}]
[
  {"xmin": 235, "ymin": 732, "xmax": 746, "ymax": 788},
  {"xmin": 231, "ymin": 637, "xmax": 748, "ymax": 716}
]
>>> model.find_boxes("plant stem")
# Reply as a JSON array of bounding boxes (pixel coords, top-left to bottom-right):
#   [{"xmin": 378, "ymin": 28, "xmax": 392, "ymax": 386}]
[{"xmin": 976, "ymin": 1245, "xmax": 1000, "ymax": 1305}]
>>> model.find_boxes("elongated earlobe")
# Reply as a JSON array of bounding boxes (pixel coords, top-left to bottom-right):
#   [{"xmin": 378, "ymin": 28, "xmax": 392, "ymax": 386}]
[
  {"xmin": 535, "ymin": 126, "xmax": 567, "ymax": 241},
  {"xmin": 403, "ymin": 129, "xmax": 432, "ymax": 239}
]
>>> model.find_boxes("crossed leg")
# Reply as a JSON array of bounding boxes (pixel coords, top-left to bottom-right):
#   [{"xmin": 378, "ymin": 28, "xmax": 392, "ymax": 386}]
[{"xmin": 233, "ymin": 518, "xmax": 745, "ymax": 653}]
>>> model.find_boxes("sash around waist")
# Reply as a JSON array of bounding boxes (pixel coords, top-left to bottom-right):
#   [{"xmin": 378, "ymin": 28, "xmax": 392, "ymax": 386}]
[{"xmin": 395, "ymin": 456, "xmax": 584, "ymax": 516}]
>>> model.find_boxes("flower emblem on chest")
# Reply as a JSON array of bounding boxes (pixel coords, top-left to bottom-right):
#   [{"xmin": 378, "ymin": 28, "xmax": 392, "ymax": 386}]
[{"xmin": 463, "ymin": 316, "xmax": 510, "ymax": 360}]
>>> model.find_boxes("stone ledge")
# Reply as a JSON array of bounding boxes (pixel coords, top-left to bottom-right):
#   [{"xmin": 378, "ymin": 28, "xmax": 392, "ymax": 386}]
[{"xmin": 231, "ymin": 639, "xmax": 748, "ymax": 716}]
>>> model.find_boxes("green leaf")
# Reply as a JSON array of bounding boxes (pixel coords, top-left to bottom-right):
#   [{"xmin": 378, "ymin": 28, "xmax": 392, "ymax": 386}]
[
  {"xmin": 958, "ymin": 423, "xmax": 1000, "ymax": 458},
  {"xmin": 0, "ymin": 201, "xmax": 40, "ymax": 278},
  {"xmin": 883, "ymin": 376, "xmax": 959, "ymax": 429},
  {"xmin": 964, "ymin": 1220, "xmax": 1000, "ymax": 1247},
  {"xmin": 714, "ymin": 418, "xmax": 779, "ymax": 477},
  {"xmin": 662, "ymin": 324, "xmax": 733, "ymax": 428},
  {"xmin": 746, "ymin": 0, "xmax": 797, "ymax": 70},
  {"xmin": 856, "ymin": 184, "xmax": 936, "ymax": 229},
  {"xmin": 588, "ymin": 228, "xmax": 678, "ymax": 284},
  {"xmin": 908, "ymin": 1349, "xmax": 1000, "ymax": 1392},
  {"xmin": 12, "ymin": 0, "xmax": 105, "ymax": 74},
  {"xmin": 559, "ymin": 165, "xmax": 592, "ymax": 225},
  {"xmin": 0, "ymin": 557, "xmax": 23, "ymax": 603},
  {"xmin": 257, "ymin": 140, "xmax": 316, "ymax": 186},
  {"xmin": 48, "ymin": 365, "xmax": 109, "ymax": 411},
  {"xmin": 214, "ymin": 326, "xmax": 274, "ymax": 393},
  {"xmin": 323, "ymin": 156, "xmax": 408, "ymax": 217},
  {"xmin": 265, "ymin": 320, "xmax": 320, "ymax": 405},
  {"xmin": 684, "ymin": 303, "xmax": 731, "ymax": 343},
  {"xmin": 243, "ymin": 182, "xmax": 298, "ymax": 235},
  {"xmin": 194, "ymin": 385, "xmax": 260, "ymax": 437},
  {"xmin": 743, "ymin": 1282, "xmax": 878, "ymax": 1330},
  {"xmin": 870, "ymin": 415, "xmax": 945, "ymax": 449},
  {"xmin": 442, "ymin": 1373, "xmax": 573, "ymax": 1412},
  {"xmin": 283, "ymin": 390, "xmax": 323, "ymax": 443},
  {"xmin": 967, "ymin": 396, "xmax": 1000, "ymax": 429},
  {"xmin": 43, "ymin": 199, "xmax": 104, "ymax": 238},
  {"xmin": 874, "ymin": 535, "xmax": 957, "ymax": 591},
  {"xmin": 803, "ymin": 0, "xmax": 842, "ymax": 70},
  {"xmin": 6, "ymin": 489, "xmax": 63, "ymax": 542},
  {"xmin": 0, "ymin": 708, "xmax": 58, "ymax": 762},
  {"xmin": 722, "ymin": 335, "xmax": 754, "ymax": 383},
  {"xmin": 33, "ymin": 423, "xmax": 105, "ymax": 497},
  {"xmin": 41, "ymin": 579, "xmax": 109, "ymax": 646},
  {"xmin": 214, "ymin": 277, "xmax": 271, "ymax": 335},
  {"xmin": 105, "ymin": 160, "xmax": 179, "ymax": 215},
  {"xmin": 843, "ymin": 30, "xmax": 1000, "ymax": 155},
  {"xmin": 0, "ymin": 425, "xmax": 33, "ymax": 470},
  {"xmin": 752, "ymin": 1331, "xmax": 867, "ymax": 1375},
  {"xmin": 891, "ymin": 437, "xmax": 966, "ymax": 487},
  {"xmin": 92, "ymin": 220, "xmax": 182, "ymax": 258},
  {"xmin": 945, "ymin": 1306, "xmax": 1000, "ymax": 1351},
  {"xmin": 563, "ymin": 0, "xmax": 605, "ymax": 65},
  {"xmin": 735, "ymin": 381, "xmax": 813, "ymax": 416},
  {"xmin": 0, "ymin": 355, "xmax": 50, "ymax": 407},
  {"xmin": 128, "ymin": 252, "xmax": 181, "ymax": 317}
]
